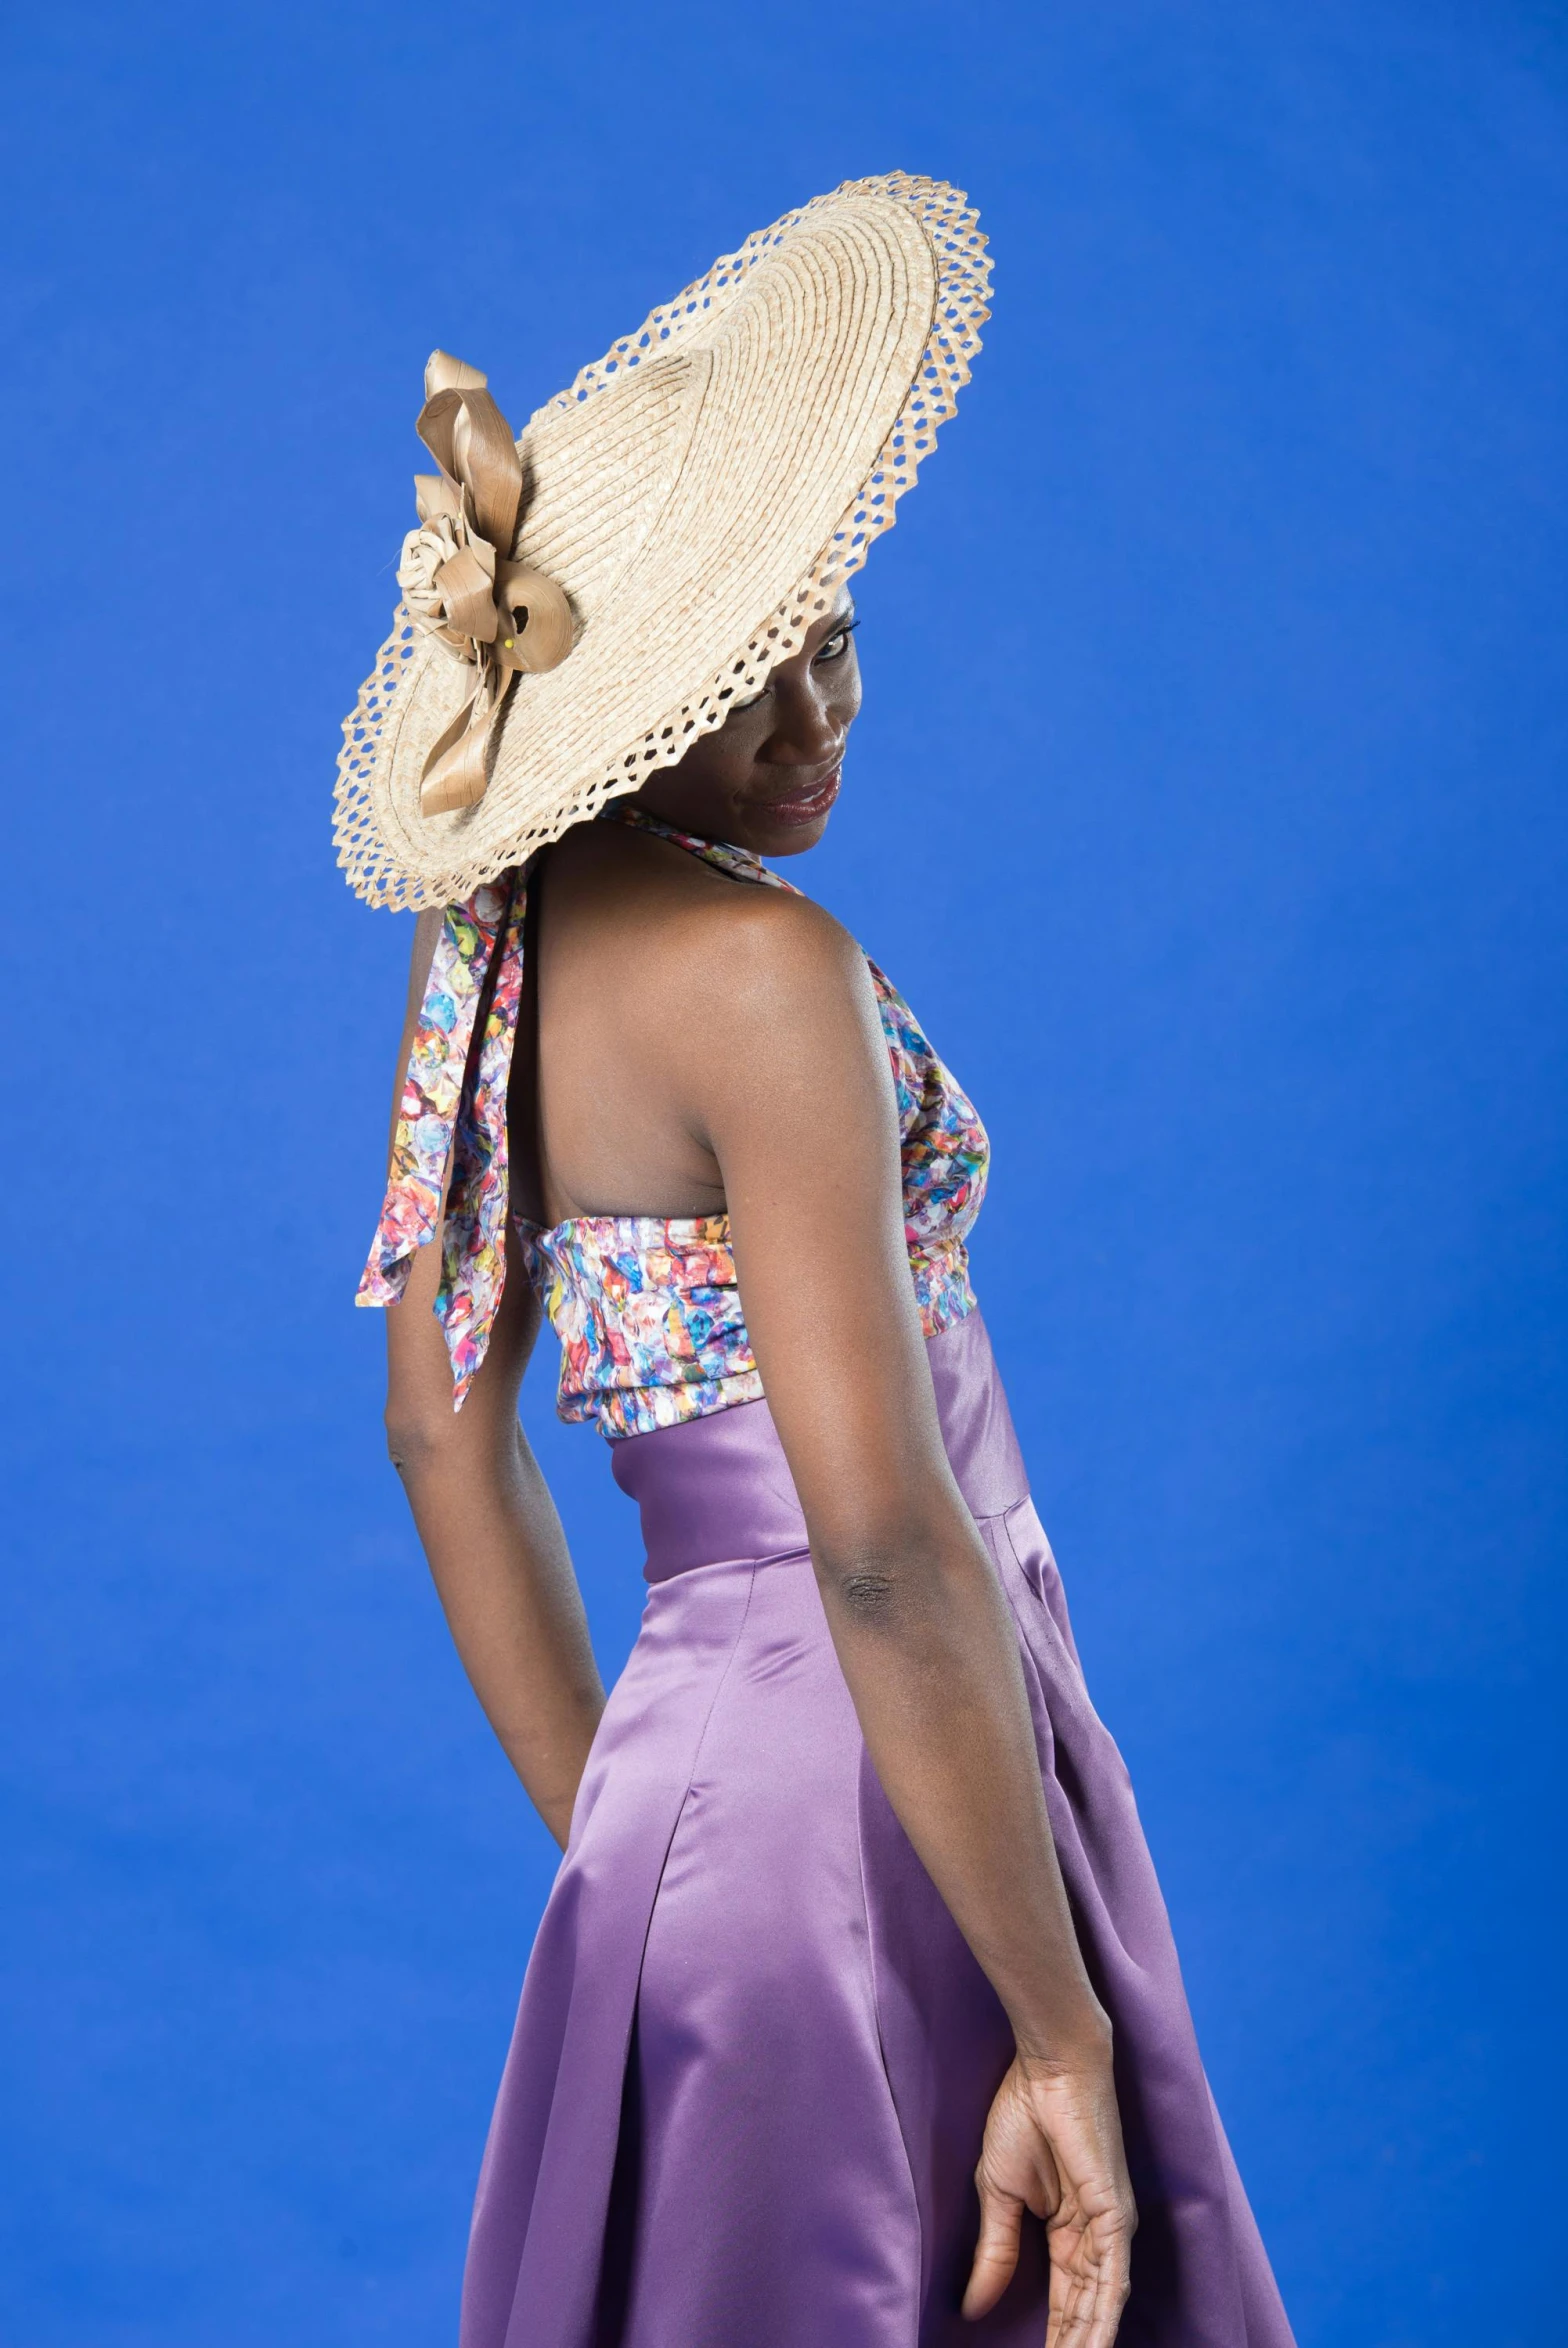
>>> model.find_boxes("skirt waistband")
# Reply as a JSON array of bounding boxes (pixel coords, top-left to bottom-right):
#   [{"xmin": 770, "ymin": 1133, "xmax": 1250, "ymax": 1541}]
[{"xmin": 608, "ymin": 1309, "xmax": 1029, "ymax": 1582}]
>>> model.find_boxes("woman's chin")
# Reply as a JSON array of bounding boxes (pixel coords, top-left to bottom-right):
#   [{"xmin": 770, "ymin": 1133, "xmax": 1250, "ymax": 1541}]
[{"xmin": 757, "ymin": 811, "xmax": 832, "ymax": 856}]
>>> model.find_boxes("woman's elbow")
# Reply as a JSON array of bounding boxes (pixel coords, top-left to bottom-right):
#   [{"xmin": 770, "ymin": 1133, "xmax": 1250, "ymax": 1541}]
[
  {"xmin": 810, "ymin": 1491, "xmax": 986, "ymax": 1630},
  {"xmin": 823, "ymin": 1558, "xmax": 903, "ymax": 1620},
  {"xmin": 812, "ymin": 1522, "xmax": 943, "ymax": 1624},
  {"xmin": 384, "ymin": 1396, "xmax": 461, "ymax": 1480}
]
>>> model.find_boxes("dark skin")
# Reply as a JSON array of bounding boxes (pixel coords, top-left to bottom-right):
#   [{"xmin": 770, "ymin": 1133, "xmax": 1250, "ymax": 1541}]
[{"xmin": 384, "ymin": 597, "xmax": 1137, "ymax": 2344}]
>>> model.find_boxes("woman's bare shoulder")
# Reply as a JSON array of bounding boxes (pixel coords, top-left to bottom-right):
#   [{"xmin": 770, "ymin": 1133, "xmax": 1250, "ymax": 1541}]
[{"xmin": 543, "ymin": 820, "xmax": 867, "ymax": 1029}]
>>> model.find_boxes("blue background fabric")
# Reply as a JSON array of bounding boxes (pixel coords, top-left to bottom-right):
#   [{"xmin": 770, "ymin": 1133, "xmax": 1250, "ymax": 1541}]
[{"xmin": 2, "ymin": 4, "xmax": 1563, "ymax": 2342}]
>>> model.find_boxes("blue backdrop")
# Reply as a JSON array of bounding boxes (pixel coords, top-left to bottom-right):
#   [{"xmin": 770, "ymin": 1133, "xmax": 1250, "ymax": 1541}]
[{"xmin": 3, "ymin": 4, "xmax": 1563, "ymax": 2342}]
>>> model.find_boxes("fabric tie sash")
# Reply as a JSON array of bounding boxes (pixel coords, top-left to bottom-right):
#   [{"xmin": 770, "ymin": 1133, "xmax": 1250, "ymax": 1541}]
[
  {"xmin": 397, "ymin": 352, "xmax": 574, "ymax": 815},
  {"xmin": 356, "ymin": 869, "xmax": 528, "ymax": 1405}
]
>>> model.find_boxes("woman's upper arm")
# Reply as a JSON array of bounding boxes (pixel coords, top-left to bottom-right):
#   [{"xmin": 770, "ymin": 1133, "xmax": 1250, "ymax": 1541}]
[{"xmin": 679, "ymin": 895, "xmax": 957, "ymax": 1561}]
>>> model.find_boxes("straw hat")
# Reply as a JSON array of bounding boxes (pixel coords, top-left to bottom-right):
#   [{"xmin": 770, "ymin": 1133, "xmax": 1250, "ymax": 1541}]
[{"xmin": 333, "ymin": 173, "xmax": 991, "ymax": 909}]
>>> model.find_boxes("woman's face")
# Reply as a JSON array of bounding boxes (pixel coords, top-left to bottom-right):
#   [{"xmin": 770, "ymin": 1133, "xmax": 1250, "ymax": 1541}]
[{"xmin": 630, "ymin": 594, "xmax": 861, "ymax": 857}]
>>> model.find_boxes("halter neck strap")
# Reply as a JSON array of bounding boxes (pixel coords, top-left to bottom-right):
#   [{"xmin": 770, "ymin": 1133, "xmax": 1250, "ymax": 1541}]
[{"xmin": 603, "ymin": 802, "xmax": 797, "ymax": 892}]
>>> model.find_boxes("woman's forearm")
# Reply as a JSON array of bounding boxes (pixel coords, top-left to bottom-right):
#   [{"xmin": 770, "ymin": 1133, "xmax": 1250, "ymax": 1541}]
[
  {"xmin": 813, "ymin": 1504, "xmax": 1109, "ymax": 2064},
  {"xmin": 393, "ymin": 1417, "xmax": 606, "ymax": 1845},
  {"xmin": 384, "ymin": 1226, "xmax": 605, "ymax": 1849}
]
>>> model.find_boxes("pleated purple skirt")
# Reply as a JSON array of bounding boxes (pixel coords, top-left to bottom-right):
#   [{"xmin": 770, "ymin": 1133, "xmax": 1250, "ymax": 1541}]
[{"xmin": 461, "ymin": 1312, "xmax": 1295, "ymax": 2348}]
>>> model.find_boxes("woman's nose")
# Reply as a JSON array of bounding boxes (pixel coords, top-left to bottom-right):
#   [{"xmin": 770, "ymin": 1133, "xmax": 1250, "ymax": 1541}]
[{"xmin": 767, "ymin": 661, "xmax": 843, "ymax": 760}]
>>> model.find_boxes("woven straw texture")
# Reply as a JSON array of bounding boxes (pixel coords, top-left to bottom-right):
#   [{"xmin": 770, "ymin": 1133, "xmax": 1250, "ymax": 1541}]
[{"xmin": 334, "ymin": 174, "xmax": 991, "ymax": 908}]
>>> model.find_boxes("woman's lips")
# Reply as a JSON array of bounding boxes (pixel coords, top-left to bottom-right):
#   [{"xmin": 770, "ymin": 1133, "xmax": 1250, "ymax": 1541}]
[{"xmin": 760, "ymin": 768, "xmax": 841, "ymax": 827}]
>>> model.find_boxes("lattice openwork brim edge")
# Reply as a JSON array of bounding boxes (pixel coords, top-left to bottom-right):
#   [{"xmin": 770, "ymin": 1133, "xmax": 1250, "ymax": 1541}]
[{"xmin": 333, "ymin": 175, "xmax": 992, "ymax": 909}]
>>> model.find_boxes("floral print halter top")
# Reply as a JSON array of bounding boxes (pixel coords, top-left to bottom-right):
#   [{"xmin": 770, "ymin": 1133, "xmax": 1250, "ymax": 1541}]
[{"xmin": 360, "ymin": 807, "xmax": 989, "ymax": 1438}]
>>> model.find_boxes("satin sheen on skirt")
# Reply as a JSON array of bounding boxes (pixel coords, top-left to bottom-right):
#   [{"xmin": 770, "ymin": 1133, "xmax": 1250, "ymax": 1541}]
[{"xmin": 461, "ymin": 1312, "xmax": 1295, "ymax": 2348}]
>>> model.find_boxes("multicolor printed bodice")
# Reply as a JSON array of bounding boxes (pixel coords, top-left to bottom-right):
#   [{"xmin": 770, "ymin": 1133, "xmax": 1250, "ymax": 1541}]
[{"xmin": 517, "ymin": 814, "xmax": 989, "ymax": 1439}]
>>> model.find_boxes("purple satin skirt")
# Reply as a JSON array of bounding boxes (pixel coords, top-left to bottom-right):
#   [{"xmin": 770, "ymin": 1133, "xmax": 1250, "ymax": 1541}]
[{"xmin": 461, "ymin": 1312, "xmax": 1295, "ymax": 2348}]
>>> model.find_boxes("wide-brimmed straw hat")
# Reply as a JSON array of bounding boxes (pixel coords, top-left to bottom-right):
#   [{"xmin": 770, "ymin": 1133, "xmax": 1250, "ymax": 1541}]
[{"xmin": 333, "ymin": 173, "xmax": 990, "ymax": 909}]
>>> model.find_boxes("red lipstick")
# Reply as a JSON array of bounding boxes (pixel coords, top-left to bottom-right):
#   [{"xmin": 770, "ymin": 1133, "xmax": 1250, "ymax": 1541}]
[{"xmin": 762, "ymin": 768, "xmax": 841, "ymax": 828}]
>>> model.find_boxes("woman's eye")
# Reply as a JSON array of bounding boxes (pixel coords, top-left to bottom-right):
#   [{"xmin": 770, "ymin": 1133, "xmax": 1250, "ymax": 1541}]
[
  {"xmin": 728, "ymin": 620, "xmax": 857, "ymax": 711},
  {"xmin": 814, "ymin": 624, "xmax": 857, "ymax": 664}
]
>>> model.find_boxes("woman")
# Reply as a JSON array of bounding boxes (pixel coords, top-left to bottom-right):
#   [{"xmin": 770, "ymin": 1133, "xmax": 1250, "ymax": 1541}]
[{"xmin": 339, "ymin": 178, "xmax": 1295, "ymax": 2347}]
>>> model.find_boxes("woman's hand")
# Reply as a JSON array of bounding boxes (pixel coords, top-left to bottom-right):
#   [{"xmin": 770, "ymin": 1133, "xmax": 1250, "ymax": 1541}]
[{"xmin": 963, "ymin": 2042, "xmax": 1136, "ymax": 2345}]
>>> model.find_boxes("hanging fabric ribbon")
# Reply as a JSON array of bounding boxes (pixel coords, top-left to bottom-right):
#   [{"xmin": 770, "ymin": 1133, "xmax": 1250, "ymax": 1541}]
[
  {"xmin": 356, "ymin": 868, "xmax": 528, "ymax": 1406},
  {"xmin": 396, "ymin": 352, "xmax": 574, "ymax": 816}
]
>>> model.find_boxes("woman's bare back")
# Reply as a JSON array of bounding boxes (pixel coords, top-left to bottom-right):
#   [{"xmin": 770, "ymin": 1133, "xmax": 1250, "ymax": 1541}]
[{"xmin": 514, "ymin": 816, "xmax": 856, "ymax": 1229}]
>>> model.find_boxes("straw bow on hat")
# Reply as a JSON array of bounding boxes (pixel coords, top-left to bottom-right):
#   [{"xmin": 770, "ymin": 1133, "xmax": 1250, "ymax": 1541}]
[
  {"xmin": 394, "ymin": 354, "xmax": 575, "ymax": 818},
  {"xmin": 334, "ymin": 173, "xmax": 991, "ymax": 909}
]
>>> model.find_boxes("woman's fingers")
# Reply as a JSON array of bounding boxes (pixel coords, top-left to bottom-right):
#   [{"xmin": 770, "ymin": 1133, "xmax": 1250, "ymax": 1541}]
[
  {"xmin": 963, "ymin": 2060, "xmax": 1059, "ymax": 2321},
  {"xmin": 961, "ymin": 2180, "xmax": 1025, "ymax": 2320},
  {"xmin": 966, "ymin": 2182, "xmax": 1131, "ymax": 2341},
  {"xmin": 1042, "ymin": 2205, "xmax": 1135, "ymax": 2348}
]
